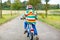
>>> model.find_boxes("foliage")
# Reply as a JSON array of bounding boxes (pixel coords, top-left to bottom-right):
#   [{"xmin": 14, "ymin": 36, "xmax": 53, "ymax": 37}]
[
  {"xmin": 28, "ymin": 0, "xmax": 41, "ymax": 9},
  {"xmin": 2, "ymin": 0, "xmax": 11, "ymax": 10},
  {"xmin": 12, "ymin": 0, "xmax": 22, "ymax": 10},
  {"xmin": 38, "ymin": 15, "xmax": 60, "ymax": 29},
  {"xmin": 1, "ymin": 0, "xmax": 60, "ymax": 10}
]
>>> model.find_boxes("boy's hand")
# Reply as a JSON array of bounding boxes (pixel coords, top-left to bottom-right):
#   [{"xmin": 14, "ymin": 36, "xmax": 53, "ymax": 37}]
[
  {"xmin": 21, "ymin": 17, "xmax": 25, "ymax": 20},
  {"xmin": 35, "ymin": 18, "xmax": 38, "ymax": 20}
]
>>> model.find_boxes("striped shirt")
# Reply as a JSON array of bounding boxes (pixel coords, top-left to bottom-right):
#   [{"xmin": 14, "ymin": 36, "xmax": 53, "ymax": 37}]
[{"xmin": 25, "ymin": 11, "xmax": 36, "ymax": 24}]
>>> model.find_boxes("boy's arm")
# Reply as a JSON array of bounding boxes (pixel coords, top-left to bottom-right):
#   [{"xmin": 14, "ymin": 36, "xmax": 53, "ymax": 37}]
[
  {"xmin": 35, "ymin": 14, "xmax": 38, "ymax": 20},
  {"xmin": 34, "ymin": 11, "xmax": 38, "ymax": 20}
]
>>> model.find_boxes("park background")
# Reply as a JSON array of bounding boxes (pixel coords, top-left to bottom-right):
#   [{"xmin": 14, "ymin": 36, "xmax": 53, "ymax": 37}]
[{"xmin": 0, "ymin": 0, "xmax": 60, "ymax": 30}]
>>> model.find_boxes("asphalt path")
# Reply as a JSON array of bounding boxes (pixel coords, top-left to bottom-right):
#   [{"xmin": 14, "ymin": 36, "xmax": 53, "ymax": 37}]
[{"xmin": 0, "ymin": 16, "xmax": 60, "ymax": 40}]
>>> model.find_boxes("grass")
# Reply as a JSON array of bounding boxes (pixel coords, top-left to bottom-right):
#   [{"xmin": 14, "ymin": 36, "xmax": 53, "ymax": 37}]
[
  {"xmin": 38, "ymin": 15, "xmax": 60, "ymax": 30},
  {"xmin": 0, "ymin": 14, "xmax": 19, "ymax": 25}
]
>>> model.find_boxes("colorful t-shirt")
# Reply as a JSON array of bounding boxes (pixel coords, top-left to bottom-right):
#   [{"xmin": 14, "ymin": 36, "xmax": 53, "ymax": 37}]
[{"xmin": 25, "ymin": 9, "xmax": 36, "ymax": 24}]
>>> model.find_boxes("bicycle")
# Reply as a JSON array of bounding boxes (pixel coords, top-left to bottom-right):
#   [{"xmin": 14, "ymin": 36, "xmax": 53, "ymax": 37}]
[
  {"xmin": 21, "ymin": 17, "xmax": 39, "ymax": 40},
  {"xmin": 26, "ymin": 23, "xmax": 34, "ymax": 40},
  {"xmin": 21, "ymin": 18, "xmax": 34, "ymax": 40}
]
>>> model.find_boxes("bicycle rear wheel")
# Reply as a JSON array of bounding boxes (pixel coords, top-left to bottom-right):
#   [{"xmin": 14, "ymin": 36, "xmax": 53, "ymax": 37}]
[{"xmin": 29, "ymin": 33, "xmax": 33, "ymax": 40}]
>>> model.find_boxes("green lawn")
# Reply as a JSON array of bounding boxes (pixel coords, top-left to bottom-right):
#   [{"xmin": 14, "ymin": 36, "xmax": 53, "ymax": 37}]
[
  {"xmin": 0, "ymin": 14, "xmax": 19, "ymax": 25},
  {"xmin": 38, "ymin": 15, "xmax": 60, "ymax": 29}
]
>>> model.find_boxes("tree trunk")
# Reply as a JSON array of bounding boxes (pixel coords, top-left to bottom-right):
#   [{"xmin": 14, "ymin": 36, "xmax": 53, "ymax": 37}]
[
  {"xmin": 10, "ymin": 0, "xmax": 12, "ymax": 16},
  {"xmin": 46, "ymin": 7, "xmax": 48, "ymax": 17},
  {"xmin": 0, "ymin": 0, "xmax": 2, "ymax": 18},
  {"xmin": 10, "ymin": 4, "xmax": 12, "ymax": 16},
  {"xmin": 11, "ymin": 10, "xmax": 12, "ymax": 16},
  {"xmin": 0, "ymin": 10, "xmax": 2, "ymax": 18},
  {"xmin": 45, "ymin": 1, "xmax": 48, "ymax": 17}
]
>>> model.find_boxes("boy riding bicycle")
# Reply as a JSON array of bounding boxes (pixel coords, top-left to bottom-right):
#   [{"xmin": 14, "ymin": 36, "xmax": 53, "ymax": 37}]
[{"xmin": 23, "ymin": 5, "xmax": 39, "ymax": 40}]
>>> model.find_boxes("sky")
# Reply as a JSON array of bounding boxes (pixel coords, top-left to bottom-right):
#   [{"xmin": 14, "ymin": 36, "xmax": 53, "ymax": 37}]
[
  {"xmin": 42, "ymin": 0, "xmax": 60, "ymax": 4},
  {"xmin": 2, "ymin": 0, "xmax": 60, "ymax": 4},
  {"xmin": 2, "ymin": 0, "xmax": 28, "ymax": 3}
]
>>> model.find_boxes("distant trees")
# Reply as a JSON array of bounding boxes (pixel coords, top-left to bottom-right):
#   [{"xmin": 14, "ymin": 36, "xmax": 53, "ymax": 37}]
[
  {"xmin": 12, "ymin": 0, "xmax": 21, "ymax": 10},
  {"xmin": 7, "ymin": 0, "xmax": 13, "ymax": 16},
  {"xmin": 49, "ymin": 4, "xmax": 60, "ymax": 9},
  {"xmin": 1, "ymin": 0, "xmax": 60, "ymax": 10},
  {"xmin": 3, "ymin": 0, "xmax": 11, "ymax": 10},
  {"xmin": 7, "ymin": 0, "xmax": 11, "ymax": 8},
  {"xmin": 2, "ymin": 2, "xmax": 8, "ymax": 10},
  {"xmin": 0, "ymin": 0, "xmax": 2, "ymax": 18},
  {"xmin": 19, "ymin": 1, "xmax": 28, "ymax": 10},
  {"xmin": 57, "ymin": 4, "xmax": 60, "ymax": 9},
  {"xmin": 28, "ymin": 0, "xmax": 41, "ymax": 9}
]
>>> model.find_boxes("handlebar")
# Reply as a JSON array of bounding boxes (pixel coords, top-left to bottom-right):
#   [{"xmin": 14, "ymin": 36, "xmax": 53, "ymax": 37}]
[{"xmin": 20, "ymin": 17, "xmax": 25, "ymax": 20}]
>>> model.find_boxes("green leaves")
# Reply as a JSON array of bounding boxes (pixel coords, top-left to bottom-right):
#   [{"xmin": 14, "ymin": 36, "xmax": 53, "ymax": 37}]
[
  {"xmin": 29, "ymin": 0, "xmax": 41, "ymax": 9},
  {"xmin": 12, "ymin": 0, "xmax": 22, "ymax": 10}
]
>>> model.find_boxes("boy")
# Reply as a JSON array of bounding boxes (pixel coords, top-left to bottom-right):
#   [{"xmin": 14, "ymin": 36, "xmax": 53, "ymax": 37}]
[{"xmin": 23, "ymin": 5, "xmax": 39, "ymax": 40}]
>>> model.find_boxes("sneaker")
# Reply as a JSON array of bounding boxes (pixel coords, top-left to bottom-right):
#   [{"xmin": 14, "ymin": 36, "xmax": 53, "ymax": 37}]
[
  {"xmin": 36, "ymin": 36, "xmax": 39, "ymax": 40},
  {"xmin": 24, "ymin": 30, "xmax": 27, "ymax": 34},
  {"xmin": 35, "ymin": 35, "xmax": 39, "ymax": 40}
]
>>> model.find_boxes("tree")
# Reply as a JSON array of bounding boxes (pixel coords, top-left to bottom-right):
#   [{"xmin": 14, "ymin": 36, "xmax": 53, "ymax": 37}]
[
  {"xmin": 10, "ymin": 0, "xmax": 12, "ymax": 16},
  {"xmin": 28, "ymin": 0, "xmax": 41, "ymax": 15},
  {"xmin": 13, "ymin": 0, "xmax": 21, "ymax": 10},
  {"xmin": 11, "ymin": 0, "xmax": 22, "ymax": 14},
  {"xmin": 20, "ymin": 1, "xmax": 28, "ymax": 10},
  {"xmin": 7, "ymin": 0, "xmax": 12, "ymax": 16},
  {"xmin": 29, "ymin": 0, "xmax": 41, "ymax": 9},
  {"xmin": 57, "ymin": 4, "xmax": 59, "ymax": 9},
  {"xmin": 45, "ymin": 0, "xmax": 49, "ymax": 17},
  {"xmin": 2, "ymin": 2, "xmax": 7, "ymax": 10},
  {"xmin": 6, "ymin": 0, "xmax": 11, "ymax": 8},
  {"xmin": 0, "ymin": 0, "xmax": 2, "ymax": 18}
]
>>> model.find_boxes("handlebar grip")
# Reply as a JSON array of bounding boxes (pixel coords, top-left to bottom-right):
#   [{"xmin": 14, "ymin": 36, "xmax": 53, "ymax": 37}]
[{"xmin": 20, "ymin": 18, "xmax": 25, "ymax": 20}]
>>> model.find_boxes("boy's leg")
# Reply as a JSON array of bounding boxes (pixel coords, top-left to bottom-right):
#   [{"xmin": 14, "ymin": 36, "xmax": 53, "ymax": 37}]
[
  {"xmin": 32, "ymin": 24, "xmax": 38, "ymax": 35},
  {"xmin": 24, "ymin": 21, "xmax": 27, "ymax": 29},
  {"xmin": 32, "ymin": 24, "xmax": 39, "ymax": 40},
  {"xmin": 24, "ymin": 21, "xmax": 28, "ymax": 34}
]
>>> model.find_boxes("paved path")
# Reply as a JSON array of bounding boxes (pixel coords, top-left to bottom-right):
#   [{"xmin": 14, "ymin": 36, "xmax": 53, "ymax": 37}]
[{"xmin": 0, "ymin": 16, "xmax": 60, "ymax": 40}]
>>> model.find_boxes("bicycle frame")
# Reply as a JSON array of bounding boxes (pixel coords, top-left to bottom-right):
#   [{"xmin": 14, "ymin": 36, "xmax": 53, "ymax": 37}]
[
  {"xmin": 27, "ymin": 23, "xmax": 34, "ymax": 34},
  {"xmin": 26, "ymin": 23, "xmax": 34, "ymax": 40}
]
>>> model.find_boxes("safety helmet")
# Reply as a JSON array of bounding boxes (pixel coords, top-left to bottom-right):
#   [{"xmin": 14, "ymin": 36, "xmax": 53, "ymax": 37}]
[{"xmin": 26, "ymin": 5, "xmax": 33, "ymax": 9}]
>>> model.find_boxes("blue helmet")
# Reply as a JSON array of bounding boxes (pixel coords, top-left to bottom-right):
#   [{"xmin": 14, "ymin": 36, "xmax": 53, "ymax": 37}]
[{"xmin": 26, "ymin": 5, "xmax": 33, "ymax": 9}]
